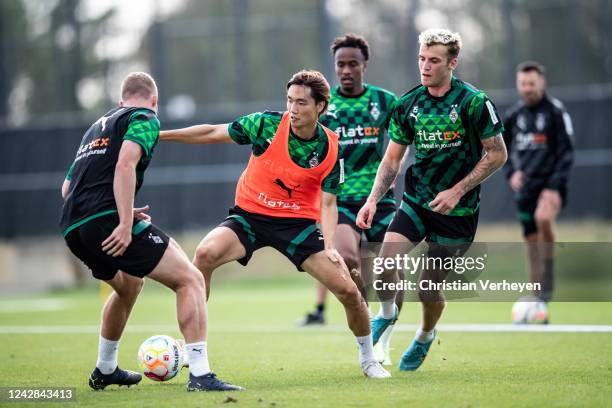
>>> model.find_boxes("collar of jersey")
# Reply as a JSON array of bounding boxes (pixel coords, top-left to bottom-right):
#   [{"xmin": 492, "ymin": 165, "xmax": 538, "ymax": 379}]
[
  {"xmin": 424, "ymin": 77, "xmax": 456, "ymax": 101},
  {"xmin": 289, "ymin": 124, "xmax": 324, "ymax": 143},
  {"xmin": 335, "ymin": 84, "xmax": 368, "ymax": 99}
]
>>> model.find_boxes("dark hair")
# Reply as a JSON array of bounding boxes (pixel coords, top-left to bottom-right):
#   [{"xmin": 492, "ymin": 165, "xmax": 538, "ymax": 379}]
[
  {"xmin": 121, "ymin": 72, "xmax": 157, "ymax": 100},
  {"xmin": 330, "ymin": 33, "xmax": 370, "ymax": 61},
  {"xmin": 516, "ymin": 61, "xmax": 546, "ymax": 76},
  {"xmin": 286, "ymin": 70, "xmax": 331, "ymax": 115}
]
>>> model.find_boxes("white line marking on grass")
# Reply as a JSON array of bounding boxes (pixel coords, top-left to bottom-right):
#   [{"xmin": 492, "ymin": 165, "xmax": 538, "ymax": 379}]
[
  {"xmin": 1, "ymin": 323, "xmax": 612, "ymax": 334},
  {"xmin": 0, "ymin": 325, "xmax": 178, "ymax": 334},
  {"xmin": 405, "ymin": 324, "xmax": 612, "ymax": 333},
  {"xmin": 0, "ymin": 299, "xmax": 71, "ymax": 313}
]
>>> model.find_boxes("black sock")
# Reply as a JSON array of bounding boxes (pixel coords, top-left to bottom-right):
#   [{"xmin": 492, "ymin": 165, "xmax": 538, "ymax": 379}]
[
  {"xmin": 540, "ymin": 258, "xmax": 554, "ymax": 302},
  {"xmin": 316, "ymin": 303, "xmax": 325, "ymax": 314}
]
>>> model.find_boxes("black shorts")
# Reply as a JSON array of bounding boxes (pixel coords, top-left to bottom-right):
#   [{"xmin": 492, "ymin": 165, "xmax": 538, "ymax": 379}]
[
  {"xmin": 516, "ymin": 186, "xmax": 567, "ymax": 236},
  {"xmin": 387, "ymin": 194, "xmax": 478, "ymax": 246},
  {"xmin": 219, "ymin": 206, "xmax": 325, "ymax": 271},
  {"xmin": 64, "ymin": 212, "xmax": 169, "ymax": 281},
  {"xmin": 338, "ymin": 196, "xmax": 396, "ymax": 242}
]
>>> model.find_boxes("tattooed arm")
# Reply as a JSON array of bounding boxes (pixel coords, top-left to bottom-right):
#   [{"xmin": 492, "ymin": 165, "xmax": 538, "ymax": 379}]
[
  {"xmin": 429, "ymin": 134, "xmax": 507, "ymax": 215},
  {"xmin": 356, "ymin": 140, "xmax": 408, "ymax": 229}
]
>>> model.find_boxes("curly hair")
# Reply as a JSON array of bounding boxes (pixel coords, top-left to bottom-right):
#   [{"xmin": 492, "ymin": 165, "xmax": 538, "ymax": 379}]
[{"xmin": 330, "ymin": 33, "xmax": 370, "ymax": 61}]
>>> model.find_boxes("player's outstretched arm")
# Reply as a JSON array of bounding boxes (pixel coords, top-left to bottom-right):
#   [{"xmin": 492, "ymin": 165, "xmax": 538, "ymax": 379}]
[
  {"xmin": 356, "ymin": 141, "xmax": 407, "ymax": 229},
  {"xmin": 429, "ymin": 134, "xmax": 507, "ymax": 214},
  {"xmin": 160, "ymin": 123, "xmax": 234, "ymax": 144},
  {"xmin": 320, "ymin": 192, "xmax": 348, "ymax": 273}
]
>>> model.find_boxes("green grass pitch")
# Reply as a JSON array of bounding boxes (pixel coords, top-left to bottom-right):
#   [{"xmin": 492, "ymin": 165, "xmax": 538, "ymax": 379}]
[{"xmin": 1, "ymin": 269, "xmax": 611, "ymax": 407}]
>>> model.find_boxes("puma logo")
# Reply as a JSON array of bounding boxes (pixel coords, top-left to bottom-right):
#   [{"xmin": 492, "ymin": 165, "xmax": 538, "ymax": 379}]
[
  {"xmin": 274, "ymin": 178, "xmax": 299, "ymax": 198},
  {"xmin": 192, "ymin": 348, "xmax": 203, "ymax": 354}
]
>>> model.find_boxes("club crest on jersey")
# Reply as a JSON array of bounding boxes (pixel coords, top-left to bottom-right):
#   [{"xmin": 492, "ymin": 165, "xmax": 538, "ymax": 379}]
[
  {"xmin": 369, "ymin": 102, "xmax": 380, "ymax": 121},
  {"xmin": 449, "ymin": 105, "xmax": 458, "ymax": 123},
  {"xmin": 536, "ymin": 113, "xmax": 546, "ymax": 131},
  {"xmin": 308, "ymin": 154, "xmax": 319, "ymax": 167}
]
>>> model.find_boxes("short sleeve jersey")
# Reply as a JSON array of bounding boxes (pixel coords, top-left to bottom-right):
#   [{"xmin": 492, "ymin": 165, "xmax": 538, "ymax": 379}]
[
  {"xmin": 389, "ymin": 77, "xmax": 504, "ymax": 216},
  {"xmin": 319, "ymin": 84, "xmax": 397, "ymax": 201},
  {"xmin": 228, "ymin": 111, "xmax": 342, "ymax": 194},
  {"xmin": 60, "ymin": 107, "xmax": 160, "ymax": 235}
]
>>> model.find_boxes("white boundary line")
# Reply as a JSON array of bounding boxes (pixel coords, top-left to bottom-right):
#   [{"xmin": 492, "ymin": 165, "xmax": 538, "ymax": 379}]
[{"xmin": 1, "ymin": 323, "xmax": 611, "ymax": 334}]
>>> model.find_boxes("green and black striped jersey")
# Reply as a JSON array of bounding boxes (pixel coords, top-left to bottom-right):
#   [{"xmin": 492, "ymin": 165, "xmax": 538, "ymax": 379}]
[
  {"xmin": 390, "ymin": 77, "xmax": 504, "ymax": 216},
  {"xmin": 320, "ymin": 84, "xmax": 397, "ymax": 201}
]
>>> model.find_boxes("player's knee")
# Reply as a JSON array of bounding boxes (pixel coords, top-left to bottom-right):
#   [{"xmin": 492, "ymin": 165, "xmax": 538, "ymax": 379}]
[
  {"xmin": 343, "ymin": 252, "xmax": 360, "ymax": 272},
  {"xmin": 193, "ymin": 243, "xmax": 222, "ymax": 271},
  {"xmin": 534, "ymin": 212, "xmax": 553, "ymax": 230},
  {"xmin": 189, "ymin": 267, "xmax": 206, "ymax": 291},
  {"xmin": 118, "ymin": 277, "xmax": 144, "ymax": 300},
  {"xmin": 177, "ymin": 263, "xmax": 206, "ymax": 292},
  {"xmin": 335, "ymin": 282, "xmax": 362, "ymax": 307}
]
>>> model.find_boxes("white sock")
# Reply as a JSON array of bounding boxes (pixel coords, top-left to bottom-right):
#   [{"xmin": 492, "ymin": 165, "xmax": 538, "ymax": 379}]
[
  {"xmin": 96, "ymin": 336, "xmax": 119, "ymax": 375},
  {"xmin": 185, "ymin": 341, "xmax": 211, "ymax": 377},
  {"xmin": 381, "ymin": 324, "xmax": 394, "ymax": 350},
  {"xmin": 415, "ymin": 327, "xmax": 435, "ymax": 343},
  {"xmin": 379, "ymin": 302, "xmax": 397, "ymax": 319},
  {"xmin": 356, "ymin": 334, "xmax": 376, "ymax": 363}
]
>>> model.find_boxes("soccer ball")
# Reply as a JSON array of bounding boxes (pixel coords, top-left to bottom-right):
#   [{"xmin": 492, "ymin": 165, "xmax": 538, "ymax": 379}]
[
  {"xmin": 511, "ymin": 297, "xmax": 549, "ymax": 324},
  {"xmin": 137, "ymin": 335, "xmax": 184, "ymax": 381}
]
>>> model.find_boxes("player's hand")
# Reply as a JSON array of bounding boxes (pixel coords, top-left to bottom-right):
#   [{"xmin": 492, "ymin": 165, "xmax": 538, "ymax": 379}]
[
  {"xmin": 429, "ymin": 187, "xmax": 462, "ymax": 215},
  {"xmin": 102, "ymin": 224, "xmax": 132, "ymax": 257},
  {"xmin": 133, "ymin": 205, "xmax": 151, "ymax": 222},
  {"xmin": 510, "ymin": 171, "xmax": 524, "ymax": 192},
  {"xmin": 325, "ymin": 248, "xmax": 349, "ymax": 274},
  {"xmin": 356, "ymin": 200, "xmax": 377, "ymax": 229}
]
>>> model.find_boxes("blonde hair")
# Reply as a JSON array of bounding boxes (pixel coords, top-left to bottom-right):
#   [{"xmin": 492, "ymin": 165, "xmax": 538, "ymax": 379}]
[
  {"xmin": 121, "ymin": 72, "xmax": 158, "ymax": 100},
  {"xmin": 418, "ymin": 28, "xmax": 462, "ymax": 60}
]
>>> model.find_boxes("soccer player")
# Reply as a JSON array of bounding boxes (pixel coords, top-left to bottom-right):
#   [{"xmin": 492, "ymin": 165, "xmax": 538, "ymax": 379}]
[
  {"xmin": 60, "ymin": 72, "xmax": 241, "ymax": 392},
  {"xmin": 357, "ymin": 29, "xmax": 507, "ymax": 371},
  {"xmin": 298, "ymin": 33, "xmax": 400, "ymax": 365},
  {"xmin": 161, "ymin": 70, "xmax": 391, "ymax": 379},
  {"xmin": 503, "ymin": 61, "xmax": 574, "ymax": 304}
]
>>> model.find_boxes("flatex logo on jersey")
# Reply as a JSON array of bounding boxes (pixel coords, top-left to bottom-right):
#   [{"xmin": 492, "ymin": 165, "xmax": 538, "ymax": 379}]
[
  {"xmin": 258, "ymin": 177, "xmax": 301, "ymax": 211},
  {"xmin": 74, "ymin": 137, "xmax": 110, "ymax": 161},
  {"xmin": 336, "ymin": 125, "xmax": 381, "ymax": 146},
  {"xmin": 416, "ymin": 128, "xmax": 464, "ymax": 150},
  {"xmin": 516, "ymin": 132, "xmax": 548, "ymax": 150},
  {"xmin": 411, "ymin": 104, "xmax": 464, "ymax": 150},
  {"xmin": 257, "ymin": 192, "xmax": 301, "ymax": 211},
  {"xmin": 256, "ymin": 160, "xmax": 302, "ymax": 211}
]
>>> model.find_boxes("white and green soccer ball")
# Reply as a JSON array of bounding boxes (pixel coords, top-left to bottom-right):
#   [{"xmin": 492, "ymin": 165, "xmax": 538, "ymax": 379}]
[{"xmin": 137, "ymin": 335, "xmax": 184, "ymax": 381}]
